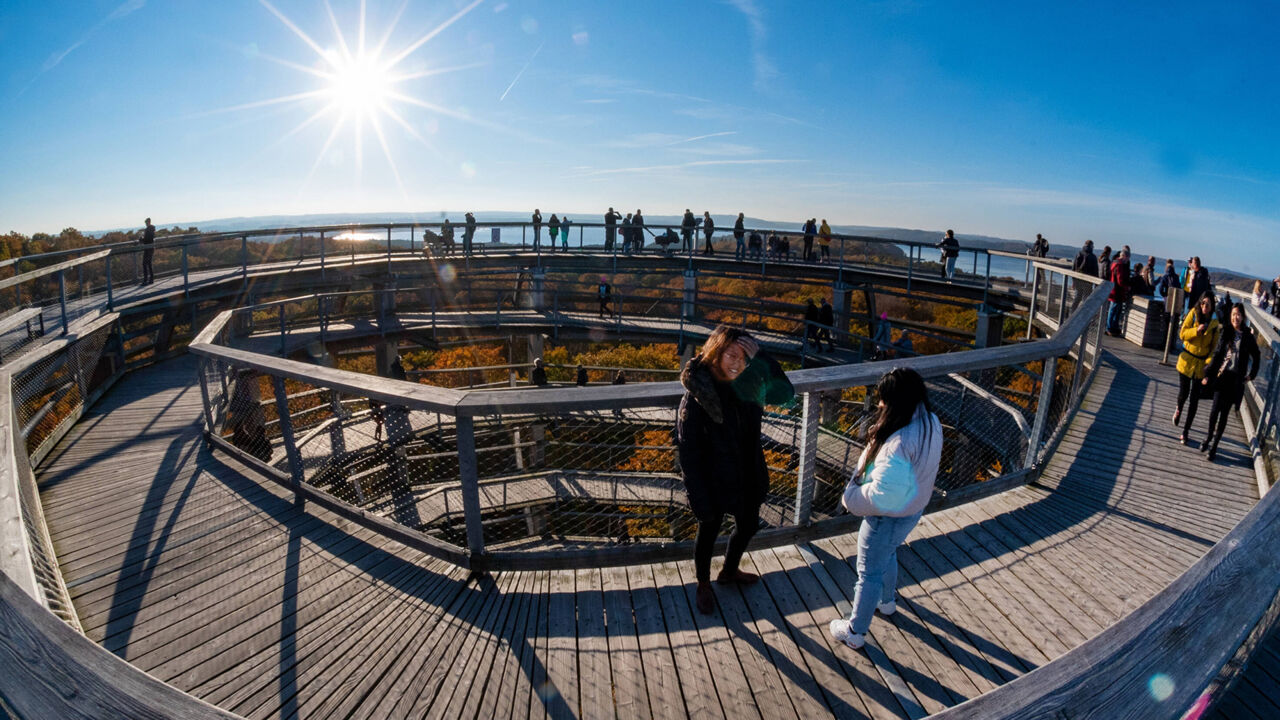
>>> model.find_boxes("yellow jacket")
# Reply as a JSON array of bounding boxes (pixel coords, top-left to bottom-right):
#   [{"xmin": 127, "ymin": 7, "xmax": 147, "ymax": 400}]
[
  {"xmin": 1176, "ymin": 311, "xmax": 1221, "ymax": 379},
  {"xmin": 818, "ymin": 221, "xmax": 832, "ymax": 245}
]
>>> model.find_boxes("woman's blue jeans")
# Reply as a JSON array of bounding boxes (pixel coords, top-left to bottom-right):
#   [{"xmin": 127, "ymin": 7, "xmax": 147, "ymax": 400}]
[{"xmin": 848, "ymin": 511, "xmax": 923, "ymax": 634}]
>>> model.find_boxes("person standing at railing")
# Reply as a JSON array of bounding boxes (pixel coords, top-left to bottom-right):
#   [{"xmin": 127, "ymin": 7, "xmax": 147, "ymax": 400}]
[
  {"xmin": 702, "ymin": 211, "xmax": 716, "ymax": 256},
  {"xmin": 576, "ymin": 363, "xmax": 588, "ymax": 387},
  {"xmin": 681, "ymin": 209, "xmax": 696, "ymax": 253},
  {"xmin": 1097, "ymin": 246, "xmax": 1112, "ymax": 281},
  {"xmin": 1106, "ymin": 247, "xmax": 1132, "ymax": 336},
  {"xmin": 748, "ymin": 230, "xmax": 764, "ymax": 259},
  {"xmin": 1251, "ymin": 280, "xmax": 1270, "ymax": 312},
  {"xmin": 463, "ymin": 212, "xmax": 477, "ymax": 255},
  {"xmin": 1030, "ymin": 233, "xmax": 1049, "ymax": 258},
  {"xmin": 1271, "ymin": 276, "xmax": 1280, "ymax": 318},
  {"xmin": 548, "ymin": 214, "xmax": 560, "ymax": 250},
  {"xmin": 1199, "ymin": 303, "xmax": 1260, "ymax": 461},
  {"xmin": 936, "ymin": 229, "xmax": 960, "ymax": 280},
  {"xmin": 441, "ymin": 218, "xmax": 455, "ymax": 255},
  {"xmin": 676, "ymin": 326, "xmax": 794, "ymax": 614},
  {"xmin": 1130, "ymin": 262, "xmax": 1154, "ymax": 297},
  {"xmin": 140, "ymin": 217, "xmax": 156, "ymax": 285},
  {"xmin": 632, "ymin": 209, "xmax": 645, "ymax": 251},
  {"xmin": 560, "ymin": 216, "xmax": 571, "ymax": 251},
  {"xmin": 1174, "ymin": 291, "xmax": 1221, "ymax": 445},
  {"xmin": 803, "ymin": 218, "xmax": 817, "ymax": 262},
  {"xmin": 532, "ymin": 209, "xmax": 542, "ymax": 250},
  {"xmin": 1158, "ymin": 259, "xmax": 1181, "ymax": 299},
  {"xmin": 733, "ymin": 213, "xmax": 746, "ymax": 260},
  {"xmin": 621, "ymin": 213, "xmax": 633, "ymax": 254},
  {"xmin": 604, "ymin": 207, "xmax": 621, "ymax": 250},
  {"xmin": 819, "ymin": 219, "xmax": 832, "ymax": 263},
  {"xmin": 829, "ymin": 367, "xmax": 942, "ymax": 651}
]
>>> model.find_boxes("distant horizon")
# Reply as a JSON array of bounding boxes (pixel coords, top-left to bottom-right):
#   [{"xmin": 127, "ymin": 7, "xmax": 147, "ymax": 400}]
[{"xmin": 48, "ymin": 207, "xmax": 1272, "ymax": 282}]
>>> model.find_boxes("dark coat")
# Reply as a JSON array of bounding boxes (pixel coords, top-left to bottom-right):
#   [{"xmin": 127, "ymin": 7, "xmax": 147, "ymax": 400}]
[
  {"xmin": 1189, "ymin": 267, "xmax": 1211, "ymax": 303},
  {"xmin": 676, "ymin": 353, "xmax": 794, "ymax": 520},
  {"xmin": 1073, "ymin": 248, "xmax": 1098, "ymax": 276},
  {"xmin": 937, "ymin": 236, "xmax": 960, "ymax": 258},
  {"xmin": 1205, "ymin": 323, "xmax": 1260, "ymax": 408}
]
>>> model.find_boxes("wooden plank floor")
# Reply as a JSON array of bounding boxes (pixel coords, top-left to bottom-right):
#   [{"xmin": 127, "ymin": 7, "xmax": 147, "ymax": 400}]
[{"xmin": 36, "ymin": 339, "xmax": 1264, "ymax": 719}]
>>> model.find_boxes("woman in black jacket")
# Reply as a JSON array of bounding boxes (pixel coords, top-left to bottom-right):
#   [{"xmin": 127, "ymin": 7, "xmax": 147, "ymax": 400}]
[
  {"xmin": 1199, "ymin": 303, "xmax": 1260, "ymax": 461},
  {"xmin": 676, "ymin": 326, "xmax": 795, "ymax": 614}
]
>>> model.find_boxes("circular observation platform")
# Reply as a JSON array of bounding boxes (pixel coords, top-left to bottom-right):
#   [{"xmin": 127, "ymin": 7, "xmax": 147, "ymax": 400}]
[{"xmin": 1, "ymin": 227, "xmax": 1278, "ymax": 720}]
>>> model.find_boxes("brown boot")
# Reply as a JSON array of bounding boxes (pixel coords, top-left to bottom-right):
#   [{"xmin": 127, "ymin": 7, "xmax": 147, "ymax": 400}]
[{"xmin": 695, "ymin": 582, "xmax": 715, "ymax": 614}]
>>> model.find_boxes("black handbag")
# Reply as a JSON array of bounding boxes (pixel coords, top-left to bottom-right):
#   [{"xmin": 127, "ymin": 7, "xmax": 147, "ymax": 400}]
[{"xmin": 1196, "ymin": 375, "xmax": 1216, "ymax": 399}]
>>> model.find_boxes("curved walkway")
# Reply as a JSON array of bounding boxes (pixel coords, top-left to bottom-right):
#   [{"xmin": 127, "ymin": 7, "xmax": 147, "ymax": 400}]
[{"xmin": 36, "ymin": 339, "xmax": 1261, "ymax": 719}]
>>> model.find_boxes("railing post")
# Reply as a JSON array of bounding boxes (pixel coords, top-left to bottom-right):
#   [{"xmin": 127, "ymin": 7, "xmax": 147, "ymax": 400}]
[
  {"xmin": 320, "ymin": 231, "xmax": 326, "ymax": 282},
  {"xmin": 456, "ymin": 415, "xmax": 486, "ymax": 559},
  {"xmin": 906, "ymin": 246, "xmax": 914, "ymax": 293},
  {"xmin": 1026, "ymin": 267, "xmax": 1040, "ymax": 340},
  {"xmin": 271, "ymin": 376, "xmax": 305, "ymax": 493},
  {"xmin": 57, "ymin": 270, "xmax": 68, "ymax": 334},
  {"xmin": 278, "ymin": 305, "xmax": 286, "ymax": 356},
  {"xmin": 1025, "ymin": 356, "xmax": 1059, "ymax": 469},
  {"xmin": 196, "ymin": 358, "xmax": 216, "ymax": 434},
  {"xmin": 983, "ymin": 252, "xmax": 992, "ymax": 308},
  {"xmin": 1057, "ymin": 274, "xmax": 1069, "ymax": 327},
  {"xmin": 240, "ymin": 235, "xmax": 248, "ymax": 289},
  {"xmin": 793, "ymin": 392, "xmax": 820, "ymax": 525},
  {"xmin": 181, "ymin": 243, "xmax": 190, "ymax": 297},
  {"xmin": 105, "ymin": 255, "xmax": 114, "ymax": 311}
]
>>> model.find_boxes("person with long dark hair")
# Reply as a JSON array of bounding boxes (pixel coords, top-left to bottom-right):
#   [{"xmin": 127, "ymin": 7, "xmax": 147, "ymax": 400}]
[
  {"xmin": 1173, "ymin": 291, "xmax": 1222, "ymax": 445},
  {"xmin": 830, "ymin": 367, "xmax": 942, "ymax": 650},
  {"xmin": 676, "ymin": 326, "xmax": 794, "ymax": 614},
  {"xmin": 1199, "ymin": 303, "xmax": 1260, "ymax": 461}
]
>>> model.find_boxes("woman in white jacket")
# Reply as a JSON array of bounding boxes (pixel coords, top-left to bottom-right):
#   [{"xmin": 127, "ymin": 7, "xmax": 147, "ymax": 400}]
[{"xmin": 830, "ymin": 367, "xmax": 942, "ymax": 650}]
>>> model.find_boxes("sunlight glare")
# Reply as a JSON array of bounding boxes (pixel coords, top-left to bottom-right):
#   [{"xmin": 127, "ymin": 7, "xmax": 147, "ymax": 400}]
[{"xmin": 328, "ymin": 54, "xmax": 391, "ymax": 114}]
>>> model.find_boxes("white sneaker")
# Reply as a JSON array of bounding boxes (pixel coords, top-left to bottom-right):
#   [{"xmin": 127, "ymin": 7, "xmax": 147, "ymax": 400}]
[
  {"xmin": 828, "ymin": 619, "xmax": 865, "ymax": 650},
  {"xmin": 876, "ymin": 600, "xmax": 897, "ymax": 616}
]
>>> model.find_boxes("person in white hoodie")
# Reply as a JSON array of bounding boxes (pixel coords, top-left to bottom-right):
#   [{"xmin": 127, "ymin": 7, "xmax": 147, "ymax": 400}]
[{"xmin": 830, "ymin": 367, "xmax": 942, "ymax": 650}]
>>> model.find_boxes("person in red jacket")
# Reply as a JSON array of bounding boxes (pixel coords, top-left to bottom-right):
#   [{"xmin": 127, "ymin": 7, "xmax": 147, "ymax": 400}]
[{"xmin": 1106, "ymin": 247, "xmax": 1131, "ymax": 335}]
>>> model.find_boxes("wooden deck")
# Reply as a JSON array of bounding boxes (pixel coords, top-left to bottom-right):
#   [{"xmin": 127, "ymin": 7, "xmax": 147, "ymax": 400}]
[{"xmin": 35, "ymin": 338, "xmax": 1265, "ymax": 719}]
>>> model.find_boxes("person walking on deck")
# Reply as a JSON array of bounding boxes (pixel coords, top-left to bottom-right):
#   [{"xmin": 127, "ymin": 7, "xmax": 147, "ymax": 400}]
[
  {"xmin": 1199, "ymin": 303, "xmax": 1260, "ymax": 461},
  {"xmin": 937, "ymin": 230, "xmax": 960, "ymax": 280},
  {"xmin": 604, "ymin": 207, "xmax": 621, "ymax": 250},
  {"xmin": 702, "ymin": 211, "xmax": 716, "ymax": 256},
  {"xmin": 598, "ymin": 279, "xmax": 614, "ymax": 318},
  {"xmin": 733, "ymin": 213, "xmax": 747, "ymax": 260},
  {"xmin": 139, "ymin": 217, "xmax": 156, "ymax": 285},
  {"xmin": 818, "ymin": 298, "xmax": 835, "ymax": 352},
  {"xmin": 1174, "ymin": 291, "xmax": 1221, "ymax": 446},
  {"xmin": 531, "ymin": 209, "xmax": 542, "ymax": 250},
  {"xmin": 676, "ymin": 326, "xmax": 794, "ymax": 615},
  {"xmin": 830, "ymin": 367, "xmax": 942, "ymax": 650},
  {"xmin": 818, "ymin": 219, "xmax": 832, "ymax": 262},
  {"xmin": 804, "ymin": 299, "xmax": 821, "ymax": 352}
]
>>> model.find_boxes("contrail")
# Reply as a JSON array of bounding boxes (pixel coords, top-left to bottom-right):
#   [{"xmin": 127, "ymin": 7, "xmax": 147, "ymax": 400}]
[
  {"xmin": 500, "ymin": 42, "xmax": 543, "ymax": 102},
  {"xmin": 667, "ymin": 131, "xmax": 737, "ymax": 145}
]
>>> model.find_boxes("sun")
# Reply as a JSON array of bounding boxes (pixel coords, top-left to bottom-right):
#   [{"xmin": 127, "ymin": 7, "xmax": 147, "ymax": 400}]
[
  {"xmin": 327, "ymin": 53, "xmax": 392, "ymax": 114},
  {"xmin": 230, "ymin": 0, "xmax": 489, "ymax": 190}
]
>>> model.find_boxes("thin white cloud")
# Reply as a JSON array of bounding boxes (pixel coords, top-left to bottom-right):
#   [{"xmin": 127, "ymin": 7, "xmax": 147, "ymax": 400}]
[
  {"xmin": 666, "ymin": 131, "xmax": 737, "ymax": 145},
  {"xmin": 575, "ymin": 158, "xmax": 799, "ymax": 178},
  {"xmin": 20, "ymin": 0, "xmax": 146, "ymax": 95},
  {"xmin": 682, "ymin": 143, "xmax": 760, "ymax": 157},
  {"xmin": 724, "ymin": 0, "xmax": 779, "ymax": 90}
]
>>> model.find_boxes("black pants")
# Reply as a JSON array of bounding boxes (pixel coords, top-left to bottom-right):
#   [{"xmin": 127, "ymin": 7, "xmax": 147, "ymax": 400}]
[
  {"xmin": 605, "ymin": 227, "xmax": 616, "ymax": 249},
  {"xmin": 1205, "ymin": 371, "xmax": 1242, "ymax": 449},
  {"xmin": 1177, "ymin": 372, "xmax": 1204, "ymax": 434},
  {"xmin": 142, "ymin": 247, "xmax": 154, "ymax": 283},
  {"xmin": 703, "ymin": 233, "xmax": 714, "ymax": 255},
  {"xmin": 694, "ymin": 507, "xmax": 759, "ymax": 583},
  {"xmin": 804, "ymin": 237, "xmax": 814, "ymax": 261},
  {"xmin": 682, "ymin": 230, "xmax": 693, "ymax": 251},
  {"xmin": 599, "ymin": 298, "xmax": 612, "ymax": 317}
]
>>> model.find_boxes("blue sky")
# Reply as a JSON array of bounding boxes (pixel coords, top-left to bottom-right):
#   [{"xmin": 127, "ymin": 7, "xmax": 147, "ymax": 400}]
[{"xmin": 2, "ymin": 1, "xmax": 1278, "ymax": 274}]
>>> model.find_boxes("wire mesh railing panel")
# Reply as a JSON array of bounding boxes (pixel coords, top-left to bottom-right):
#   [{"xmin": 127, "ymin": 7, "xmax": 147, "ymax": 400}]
[{"xmin": 12, "ymin": 326, "xmax": 112, "ymax": 455}]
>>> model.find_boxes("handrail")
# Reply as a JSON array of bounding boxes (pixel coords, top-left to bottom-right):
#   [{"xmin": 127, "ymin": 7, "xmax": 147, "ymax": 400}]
[
  {"xmin": 933, "ymin": 472, "xmax": 1280, "ymax": 719},
  {"xmin": 0, "ymin": 249, "xmax": 112, "ymax": 291}
]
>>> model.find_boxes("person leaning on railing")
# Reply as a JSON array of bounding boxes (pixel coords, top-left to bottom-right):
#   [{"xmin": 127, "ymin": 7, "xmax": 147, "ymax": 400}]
[
  {"xmin": 829, "ymin": 367, "xmax": 942, "ymax": 651},
  {"xmin": 676, "ymin": 326, "xmax": 794, "ymax": 614}
]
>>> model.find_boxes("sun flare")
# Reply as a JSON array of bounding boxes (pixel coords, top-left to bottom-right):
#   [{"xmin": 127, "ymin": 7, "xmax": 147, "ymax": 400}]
[{"xmin": 231, "ymin": 0, "xmax": 488, "ymax": 191}]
